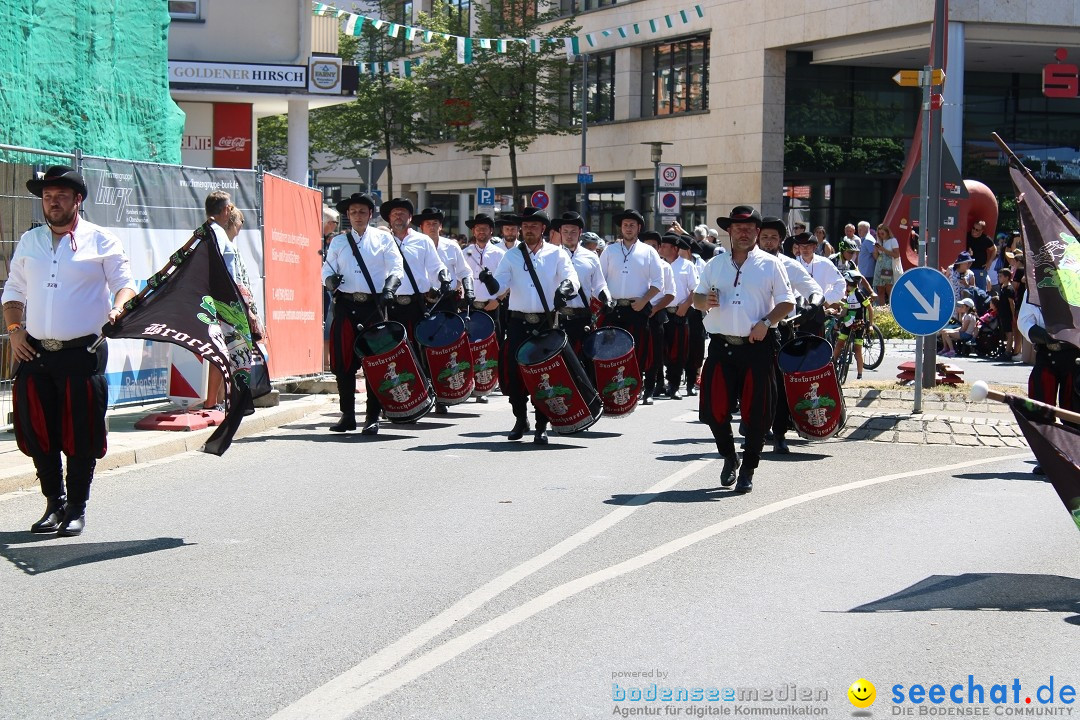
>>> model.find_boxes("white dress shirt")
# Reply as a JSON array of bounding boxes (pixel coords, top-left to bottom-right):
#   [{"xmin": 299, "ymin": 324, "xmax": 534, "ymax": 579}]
[
  {"xmin": 695, "ymin": 248, "xmax": 795, "ymax": 336},
  {"xmin": 1017, "ymin": 298, "xmax": 1043, "ymax": 342},
  {"xmin": 668, "ymin": 256, "xmax": 700, "ymax": 306},
  {"xmin": 434, "ymin": 236, "xmax": 471, "ymax": 289},
  {"xmin": 493, "ymin": 242, "xmax": 580, "ymax": 313},
  {"xmin": 563, "ymin": 246, "xmax": 607, "ymax": 308},
  {"xmin": 3, "ymin": 219, "xmax": 136, "ymax": 340},
  {"xmin": 394, "ymin": 229, "xmax": 446, "ymax": 294},
  {"xmin": 777, "ymin": 254, "xmax": 823, "ymax": 318},
  {"xmin": 796, "ymin": 254, "xmax": 846, "ymax": 303},
  {"xmin": 599, "ymin": 239, "xmax": 665, "ymax": 299},
  {"xmin": 464, "ymin": 241, "xmax": 506, "ymax": 302},
  {"xmin": 321, "ymin": 227, "xmax": 403, "ymax": 294},
  {"xmin": 651, "ymin": 261, "xmax": 676, "ymax": 307}
]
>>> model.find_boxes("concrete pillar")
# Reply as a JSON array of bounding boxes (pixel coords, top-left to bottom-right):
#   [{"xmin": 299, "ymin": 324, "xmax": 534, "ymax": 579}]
[
  {"xmin": 415, "ymin": 184, "xmax": 428, "ymax": 210},
  {"xmin": 544, "ymin": 176, "xmax": 556, "ymax": 210},
  {"xmin": 624, "ymin": 171, "xmax": 639, "ymax": 211},
  {"xmin": 287, "ymin": 99, "xmax": 309, "ymax": 185},
  {"xmin": 458, "ymin": 192, "xmax": 470, "ymax": 235},
  {"xmin": 943, "ymin": 22, "xmax": 965, "ymax": 168}
]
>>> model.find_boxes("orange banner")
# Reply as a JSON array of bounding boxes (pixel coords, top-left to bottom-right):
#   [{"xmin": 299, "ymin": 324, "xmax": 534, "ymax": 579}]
[{"xmin": 262, "ymin": 174, "xmax": 323, "ymax": 377}]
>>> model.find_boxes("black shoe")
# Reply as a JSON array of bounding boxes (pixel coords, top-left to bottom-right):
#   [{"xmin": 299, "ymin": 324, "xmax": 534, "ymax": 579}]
[
  {"xmin": 56, "ymin": 505, "xmax": 85, "ymax": 537},
  {"xmin": 476, "ymin": 396, "xmax": 489, "ymax": 404},
  {"xmin": 734, "ymin": 467, "xmax": 754, "ymax": 493},
  {"xmin": 508, "ymin": 418, "xmax": 529, "ymax": 441},
  {"xmin": 720, "ymin": 455, "xmax": 740, "ymax": 487},
  {"xmin": 329, "ymin": 415, "xmax": 357, "ymax": 432},
  {"xmin": 533, "ymin": 428, "xmax": 549, "ymax": 445},
  {"xmin": 30, "ymin": 497, "xmax": 66, "ymax": 534},
  {"xmin": 773, "ymin": 437, "xmax": 790, "ymax": 454},
  {"xmin": 667, "ymin": 386, "xmax": 682, "ymax": 400},
  {"xmin": 1033, "ymin": 464, "xmax": 1044, "ymax": 476},
  {"xmin": 360, "ymin": 417, "xmax": 379, "ymax": 435},
  {"xmin": 641, "ymin": 394, "xmax": 653, "ymax": 406},
  {"xmin": 687, "ymin": 385, "xmax": 698, "ymax": 396},
  {"xmin": 435, "ymin": 403, "xmax": 448, "ymax": 414},
  {"xmin": 765, "ymin": 429, "xmax": 774, "ymax": 441}
]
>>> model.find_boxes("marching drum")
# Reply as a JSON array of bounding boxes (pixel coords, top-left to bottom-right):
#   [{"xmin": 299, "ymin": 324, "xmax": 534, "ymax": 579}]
[
  {"xmin": 462, "ymin": 311, "xmax": 499, "ymax": 397},
  {"xmin": 776, "ymin": 335, "xmax": 846, "ymax": 440},
  {"xmin": 582, "ymin": 327, "xmax": 642, "ymax": 418},
  {"xmin": 516, "ymin": 329, "xmax": 603, "ymax": 434},
  {"xmin": 415, "ymin": 312, "xmax": 475, "ymax": 405},
  {"xmin": 354, "ymin": 321, "xmax": 434, "ymax": 423}
]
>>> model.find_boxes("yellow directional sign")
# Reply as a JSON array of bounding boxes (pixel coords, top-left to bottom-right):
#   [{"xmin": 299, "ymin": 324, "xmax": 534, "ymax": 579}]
[
  {"xmin": 930, "ymin": 68, "xmax": 946, "ymax": 85},
  {"xmin": 892, "ymin": 69, "xmax": 946, "ymax": 87}
]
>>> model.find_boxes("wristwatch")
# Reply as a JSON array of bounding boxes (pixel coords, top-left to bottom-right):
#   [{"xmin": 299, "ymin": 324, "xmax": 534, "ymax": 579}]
[{"xmin": 762, "ymin": 318, "xmax": 773, "ymax": 329}]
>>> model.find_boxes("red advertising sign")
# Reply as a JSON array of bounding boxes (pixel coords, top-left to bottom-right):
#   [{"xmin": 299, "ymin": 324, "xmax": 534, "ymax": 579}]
[
  {"xmin": 213, "ymin": 103, "xmax": 253, "ymax": 168},
  {"xmin": 261, "ymin": 173, "xmax": 323, "ymax": 377}
]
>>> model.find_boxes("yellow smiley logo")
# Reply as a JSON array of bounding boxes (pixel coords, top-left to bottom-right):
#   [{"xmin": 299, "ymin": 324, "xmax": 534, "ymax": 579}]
[{"xmin": 848, "ymin": 678, "xmax": 876, "ymax": 709}]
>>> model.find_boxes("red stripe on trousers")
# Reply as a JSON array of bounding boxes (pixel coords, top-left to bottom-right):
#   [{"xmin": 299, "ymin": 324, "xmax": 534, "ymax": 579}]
[{"xmin": 27, "ymin": 376, "xmax": 50, "ymax": 455}]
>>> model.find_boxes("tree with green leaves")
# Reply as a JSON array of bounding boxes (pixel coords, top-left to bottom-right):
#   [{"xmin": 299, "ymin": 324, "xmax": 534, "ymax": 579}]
[{"xmin": 419, "ymin": 0, "xmax": 579, "ymax": 211}]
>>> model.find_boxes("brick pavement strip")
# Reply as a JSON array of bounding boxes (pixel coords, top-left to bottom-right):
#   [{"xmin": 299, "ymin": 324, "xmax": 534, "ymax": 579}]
[
  {"xmin": 926, "ymin": 432, "xmax": 953, "ymax": 444},
  {"xmin": 954, "ymin": 435, "xmax": 982, "ymax": 447},
  {"xmin": 897, "ymin": 431, "xmax": 926, "ymax": 444}
]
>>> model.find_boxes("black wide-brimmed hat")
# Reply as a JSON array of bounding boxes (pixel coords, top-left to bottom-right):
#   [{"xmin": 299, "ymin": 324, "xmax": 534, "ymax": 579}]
[
  {"xmin": 413, "ymin": 207, "xmax": 445, "ymax": 224},
  {"xmin": 760, "ymin": 216, "xmax": 788, "ymax": 237},
  {"xmin": 791, "ymin": 231, "xmax": 816, "ymax": 245},
  {"xmin": 336, "ymin": 192, "xmax": 377, "ymax": 215},
  {"xmin": 27, "ymin": 165, "xmax": 88, "ymax": 198},
  {"xmin": 716, "ymin": 205, "xmax": 763, "ymax": 231},
  {"xmin": 466, "ymin": 212, "xmax": 496, "ymax": 229},
  {"xmin": 518, "ymin": 207, "xmax": 550, "ymax": 228},
  {"xmin": 640, "ymin": 230, "xmax": 662, "ymax": 243},
  {"xmin": 550, "ymin": 211, "xmax": 585, "ymax": 231},
  {"xmin": 613, "ymin": 208, "xmax": 646, "ymax": 227},
  {"xmin": 496, "ymin": 213, "xmax": 521, "ymax": 227},
  {"xmin": 380, "ymin": 197, "xmax": 414, "ymax": 218}
]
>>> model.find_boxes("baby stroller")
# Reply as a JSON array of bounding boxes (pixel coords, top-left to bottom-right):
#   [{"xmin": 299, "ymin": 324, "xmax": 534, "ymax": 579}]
[{"xmin": 954, "ymin": 315, "xmax": 1005, "ymax": 358}]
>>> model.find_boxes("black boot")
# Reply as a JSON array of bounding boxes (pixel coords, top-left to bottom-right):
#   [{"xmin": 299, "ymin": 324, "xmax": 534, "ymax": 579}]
[
  {"xmin": 56, "ymin": 503, "xmax": 85, "ymax": 537},
  {"xmin": 329, "ymin": 414, "xmax": 357, "ymax": 432},
  {"xmin": 773, "ymin": 436, "xmax": 790, "ymax": 454},
  {"xmin": 476, "ymin": 395, "xmax": 488, "ymax": 404},
  {"xmin": 508, "ymin": 417, "xmax": 529, "ymax": 441},
  {"xmin": 435, "ymin": 402, "xmax": 448, "ymax": 414},
  {"xmin": 734, "ymin": 466, "xmax": 754, "ymax": 493},
  {"xmin": 686, "ymin": 372, "xmax": 698, "ymax": 396},
  {"xmin": 331, "ymin": 376, "xmax": 358, "ymax": 431},
  {"xmin": 667, "ymin": 383, "xmax": 682, "ymax": 400},
  {"xmin": 720, "ymin": 455, "xmax": 740, "ymax": 487},
  {"xmin": 534, "ymin": 417, "xmax": 549, "ymax": 445},
  {"xmin": 360, "ymin": 414, "xmax": 380, "ymax": 435},
  {"xmin": 30, "ymin": 496, "xmax": 66, "ymax": 534}
]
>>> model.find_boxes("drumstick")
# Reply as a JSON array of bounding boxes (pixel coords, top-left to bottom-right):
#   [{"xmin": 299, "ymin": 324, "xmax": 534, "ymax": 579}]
[{"xmin": 970, "ymin": 380, "xmax": 1080, "ymax": 425}]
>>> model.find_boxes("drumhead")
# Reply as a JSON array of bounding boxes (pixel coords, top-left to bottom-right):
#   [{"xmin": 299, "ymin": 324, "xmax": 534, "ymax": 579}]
[
  {"xmin": 777, "ymin": 335, "xmax": 832, "ymax": 374},
  {"xmin": 355, "ymin": 321, "xmax": 407, "ymax": 357},
  {"xmin": 581, "ymin": 326, "xmax": 634, "ymax": 361},
  {"xmin": 415, "ymin": 312, "xmax": 465, "ymax": 348},
  {"xmin": 461, "ymin": 311, "xmax": 495, "ymax": 343},
  {"xmin": 516, "ymin": 329, "xmax": 567, "ymax": 366}
]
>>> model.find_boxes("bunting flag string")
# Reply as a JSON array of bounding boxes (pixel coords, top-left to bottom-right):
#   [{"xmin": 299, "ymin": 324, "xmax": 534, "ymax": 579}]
[{"xmin": 311, "ymin": 0, "xmax": 704, "ymax": 63}]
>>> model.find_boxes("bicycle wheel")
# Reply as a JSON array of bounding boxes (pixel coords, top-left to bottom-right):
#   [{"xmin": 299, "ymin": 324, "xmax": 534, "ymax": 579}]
[
  {"xmin": 861, "ymin": 324, "xmax": 886, "ymax": 370},
  {"xmin": 836, "ymin": 342, "xmax": 852, "ymax": 385}
]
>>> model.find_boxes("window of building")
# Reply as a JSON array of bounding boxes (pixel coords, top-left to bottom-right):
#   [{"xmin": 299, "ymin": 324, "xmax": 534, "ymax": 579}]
[
  {"xmin": 559, "ymin": 0, "xmax": 615, "ymax": 17},
  {"xmin": 562, "ymin": 52, "xmax": 615, "ymax": 126},
  {"xmin": 641, "ymin": 36, "xmax": 709, "ymax": 117},
  {"xmin": 443, "ymin": 0, "xmax": 470, "ymax": 36},
  {"xmin": 168, "ymin": 1, "xmax": 201, "ymax": 20}
]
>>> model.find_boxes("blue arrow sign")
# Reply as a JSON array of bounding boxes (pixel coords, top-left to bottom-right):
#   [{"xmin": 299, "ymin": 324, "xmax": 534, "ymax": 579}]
[{"xmin": 890, "ymin": 267, "xmax": 954, "ymax": 336}]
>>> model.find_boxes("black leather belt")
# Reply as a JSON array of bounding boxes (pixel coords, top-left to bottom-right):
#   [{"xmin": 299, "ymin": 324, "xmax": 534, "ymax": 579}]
[
  {"xmin": 33, "ymin": 334, "xmax": 96, "ymax": 352},
  {"xmin": 336, "ymin": 291, "xmax": 372, "ymax": 302},
  {"xmin": 710, "ymin": 333, "xmax": 749, "ymax": 346},
  {"xmin": 510, "ymin": 311, "xmax": 550, "ymax": 324}
]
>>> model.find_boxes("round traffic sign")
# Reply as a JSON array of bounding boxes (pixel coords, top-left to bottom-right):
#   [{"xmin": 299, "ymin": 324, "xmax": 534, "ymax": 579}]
[
  {"xmin": 661, "ymin": 192, "xmax": 679, "ymax": 209},
  {"xmin": 890, "ymin": 267, "xmax": 955, "ymax": 336},
  {"xmin": 662, "ymin": 167, "xmax": 678, "ymax": 183},
  {"xmin": 530, "ymin": 190, "xmax": 550, "ymax": 210}
]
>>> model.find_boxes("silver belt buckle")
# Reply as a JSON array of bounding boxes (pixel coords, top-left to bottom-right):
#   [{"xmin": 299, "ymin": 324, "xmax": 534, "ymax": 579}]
[
  {"xmin": 1048, "ymin": 342, "xmax": 1062, "ymax": 352},
  {"xmin": 41, "ymin": 339, "xmax": 63, "ymax": 351},
  {"xmin": 616, "ymin": 299, "xmax": 634, "ymax": 307},
  {"xmin": 395, "ymin": 295, "xmax": 412, "ymax": 305},
  {"xmin": 723, "ymin": 335, "xmax": 746, "ymax": 346},
  {"xmin": 352, "ymin": 292, "xmax": 370, "ymax": 302},
  {"xmin": 525, "ymin": 313, "xmax": 542, "ymax": 324}
]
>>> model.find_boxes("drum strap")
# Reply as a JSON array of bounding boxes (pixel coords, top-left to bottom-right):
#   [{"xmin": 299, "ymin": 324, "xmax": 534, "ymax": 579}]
[
  {"xmin": 519, "ymin": 244, "xmax": 552, "ymax": 316},
  {"xmin": 346, "ymin": 231, "xmax": 378, "ymax": 294},
  {"xmin": 396, "ymin": 240, "xmax": 423, "ymax": 296}
]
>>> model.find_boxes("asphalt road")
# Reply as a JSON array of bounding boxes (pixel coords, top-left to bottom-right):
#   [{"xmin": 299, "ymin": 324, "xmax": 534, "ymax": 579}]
[{"xmin": 0, "ymin": 393, "xmax": 1075, "ymax": 720}]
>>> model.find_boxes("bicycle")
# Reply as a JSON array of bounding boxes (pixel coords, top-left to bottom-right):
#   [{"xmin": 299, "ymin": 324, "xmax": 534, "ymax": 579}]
[{"xmin": 860, "ymin": 322, "xmax": 885, "ymax": 370}]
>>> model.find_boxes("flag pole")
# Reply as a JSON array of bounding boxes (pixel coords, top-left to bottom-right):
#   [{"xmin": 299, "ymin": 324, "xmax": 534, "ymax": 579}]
[
  {"xmin": 991, "ymin": 132, "xmax": 1080, "ymax": 238},
  {"xmin": 87, "ymin": 222, "xmax": 211, "ymax": 352},
  {"xmin": 970, "ymin": 380, "xmax": 1080, "ymax": 426}
]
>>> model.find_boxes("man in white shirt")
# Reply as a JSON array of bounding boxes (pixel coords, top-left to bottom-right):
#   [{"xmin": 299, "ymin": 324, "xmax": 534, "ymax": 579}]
[
  {"xmin": 416, "ymin": 207, "xmax": 474, "ymax": 315},
  {"xmin": 3, "ymin": 166, "xmax": 137, "ymax": 536},
  {"xmin": 322, "ymin": 193, "xmax": 404, "ymax": 435},
  {"xmin": 693, "ymin": 206, "xmax": 795, "ymax": 492},
  {"xmin": 659, "ymin": 233, "xmax": 701, "ymax": 400},
  {"xmin": 640, "ymin": 231, "xmax": 676, "ymax": 404},
  {"xmin": 496, "ymin": 215, "xmax": 520, "ymax": 251},
  {"xmin": 599, "ymin": 208, "xmax": 665, "ymax": 379},
  {"xmin": 381, "ymin": 198, "xmax": 449, "ymax": 353},
  {"xmin": 492, "ymin": 208, "xmax": 580, "ymax": 444},
  {"xmin": 464, "ymin": 213, "xmax": 506, "ymax": 349},
  {"xmin": 794, "ymin": 232, "xmax": 847, "ymax": 304},
  {"xmin": 553, "ymin": 212, "xmax": 612, "ymax": 359}
]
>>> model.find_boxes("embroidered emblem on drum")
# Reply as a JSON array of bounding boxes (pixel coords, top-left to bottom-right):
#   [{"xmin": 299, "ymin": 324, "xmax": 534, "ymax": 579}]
[
  {"xmin": 533, "ymin": 373, "xmax": 573, "ymax": 416},
  {"xmin": 473, "ymin": 349, "xmax": 497, "ymax": 388},
  {"xmin": 437, "ymin": 351, "xmax": 472, "ymax": 390},
  {"xmin": 793, "ymin": 382, "xmax": 837, "ymax": 429},
  {"xmin": 378, "ymin": 362, "xmax": 417, "ymax": 403},
  {"xmin": 600, "ymin": 365, "xmax": 638, "ymax": 408}
]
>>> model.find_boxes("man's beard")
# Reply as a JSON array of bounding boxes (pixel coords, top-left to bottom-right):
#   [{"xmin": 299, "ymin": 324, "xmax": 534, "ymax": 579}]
[{"xmin": 46, "ymin": 206, "xmax": 77, "ymax": 228}]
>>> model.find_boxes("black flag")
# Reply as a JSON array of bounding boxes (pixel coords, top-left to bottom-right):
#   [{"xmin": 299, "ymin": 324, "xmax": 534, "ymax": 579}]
[
  {"xmin": 1006, "ymin": 394, "xmax": 1080, "ymax": 534},
  {"xmin": 101, "ymin": 223, "xmax": 265, "ymax": 455},
  {"xmin": 1010, "ymin": 166, "xmax": 1080, "ymax": 348}
]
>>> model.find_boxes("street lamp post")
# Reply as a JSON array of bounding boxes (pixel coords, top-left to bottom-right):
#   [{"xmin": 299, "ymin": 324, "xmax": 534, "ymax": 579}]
[
  {"xmin": 641, "ymin": 141, "xmax": 673, "ymax": 231},
  {"xmin": 480, "ymin": 154, "xmax": 492, "ymax": 189},
  {"xmin": 576, "ymin": 52, "xmax": 589, "ymax": 225}
]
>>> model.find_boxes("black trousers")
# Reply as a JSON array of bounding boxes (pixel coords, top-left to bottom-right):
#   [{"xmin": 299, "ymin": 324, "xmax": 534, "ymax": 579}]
[
  {"xmin": 13, "ymin": 340, "xmax": 109, "ymax": 504},
  {"xmin": 685, "ymin": 308, "xmax": 706, "ymax": 388},
  {"xmin": 500, "ymin": 317, "xmax": 552, "ymax": 427},
  {"xmin": 328, "ymin": 295, "xmax": 384, "ymax": 420},
  {"xmin": 1029, "ymin": 346, "xmax": 1080, "ymax": 427},
  {"xmin": 602, "ymin": 305, "xmax": 652, "ymax": 375},
  {"xmin": 559, "ymin": 312, "xmax": 592, "ymax": 365},
  {"xmin": 664, "ymin": 312, "xmax": 690, "ymax": 391},
  {"xmin": 643, "ymin": 311, "xmax": 667, "ymax": 395},
  {"xmin": 699, "ymin": 334, "xmax": 777, "ymax": 469},
  {"xmin": 772, "ymin": 326, "xmax": 796, "ymax": 439}
]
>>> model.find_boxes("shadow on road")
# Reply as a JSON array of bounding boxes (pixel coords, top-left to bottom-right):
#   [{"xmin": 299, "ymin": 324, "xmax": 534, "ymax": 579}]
[
  {"xmin": 405, "ymin": 441, "xmax": 585, "ymax": 453},
  {"xmin": 604, "ymin": 486, "xmax": 742, "ymax": 505},
  {"xmin": 0, "ymin": 534, "xmax": 192, "ymax": 575},
  {"xmin": 954, "ymin": 470, "xmax": 1044, "ymax": 482},
  {"xmin": 238, "ymin": 432, "xmax": 418, "ymax": 444},
  {"xmin": 848, "ymin": 573, "xmax": 1080, "ymax": 621}
]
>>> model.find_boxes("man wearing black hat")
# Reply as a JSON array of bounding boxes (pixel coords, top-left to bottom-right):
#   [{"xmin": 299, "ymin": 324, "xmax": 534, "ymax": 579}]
[
  {"xmin": 693, "ymin": 206, "xmax": 795, "ymax": 492},
  {"xmin": 658, "ymin": 232, "xmax": 700, "ymax": 400},
  {"xmin": 554, "ymin": 213, "xmax": 612, "ymax": 359},
  {"xmin": 492, "ymin": 207, "xmax": 580, "ymax": 444},
  {"xmin": 3, "ymin": 166, "xmax": 137, "ymax": 536},
  {"xmin": 416, "ymin": 207, "xmax": 474, "ymax": 315},
  {"xmin": 598, "ymin": 208, "xmax": 665, "ymax": 379},
  {"xmin": 381, "ymin": 198, "xmax": 450, "ymax": 353},
  {"xmin": 496, "ymin": 215, "xmax": 520, "ymax": 250},
  {"xmin": 793, "ymin": 231, "xmax": 847, "ymax": 305},
  {"xmin": 640, "ymin": 231, "xmax": 676, "ymax": 404},
  {"xmin": 321, "ymin": 193, "xmax": 404, "ymax": 434},
  {"xmin": 464, "ymin": 212, "xmax": 507, "ymax": 353},
  {"xmin": 759, "ymin": 218, "xmax": 825, "ymax": 453}
]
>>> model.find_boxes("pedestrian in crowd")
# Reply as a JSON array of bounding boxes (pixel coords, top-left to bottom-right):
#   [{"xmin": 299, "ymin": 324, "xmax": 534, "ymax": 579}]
[
  {"xmin": 3, "ymin": 165, "xmax": 137, "ymax": 536},
  {"xmin": 946, "ymin": 251, "xmax": 976, "ymax": 312},
  {"xmin": 580, "ymin": 231, "xmax": 604, "ymax": 256},
  {"xmin": 492, "ymin": 207, "xmax": 579, "ymax": 445},
  {"xmin": 856, "ymin": 220, "xmax": 876, "ymax": 281},
  {"xmin": 794, "ymin": 231, "xmax": 847, "ymax": 304},
  {"xmin": 321, "ymin": 205, "xmax": 340, "ymax": 371},
  {"xmin": 321, "ymin": 193, "xmax": 403, "ymax": 434},
  {"xmin": 831, "ymin": 238, "xmax": 858, "ymax": 273},
  {"xmin": 995, "ymin": 267, "xmax": 1019, "ymax": 359},
  {"xmin": 694, "ymin": 205, "xmax": 795, "ymax": 492},
  {"xmin": 223, "ymin": 206, "xmax": 265, "ymax": 344},
  {"xmin": 813, "ymin": 225, "xmax": 833, "ymax": 257},
  {"xmin": 965, "ymin": 219, "xmax": 996, "ymax": 293},
  {"xmin": 939, "ymin": 298, "xmax": 977, "ymax": 357},
  {"xmin": 872, "ymin": 223, "xmax": 901, "ymax": 305}
]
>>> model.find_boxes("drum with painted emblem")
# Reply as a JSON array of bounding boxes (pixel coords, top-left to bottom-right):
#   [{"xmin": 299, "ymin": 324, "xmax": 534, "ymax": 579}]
[
  {"xmin": 461, "ymin": 311, "xmax": 499, "ymax": 397},
  {"xmin": 582, "ymin": 327, "xmax": 641, "ymax": 419},
  {"xmin": 777, "ymin": 334, "xmax": 846, "ymax": 440},
  {"xmin": 517, "ymin": 329, "xmax": 602, "ymax": 434},
  {"xmin": 415, "ymin": 312, "xmax": 474, "ymax": 405},
  {"xmin": 354, "ymin": 321, "xmax": 434, "ymax": 423}
]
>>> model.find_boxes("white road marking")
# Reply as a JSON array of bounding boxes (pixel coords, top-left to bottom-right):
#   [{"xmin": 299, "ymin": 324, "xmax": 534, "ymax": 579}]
[
  {"xmin": 268, "ymin": 459, "xmax": 714, "ymax": 720},
  {"xmin": 271, "ymin": 451, "xmax": 1030, "ymax": 719}
]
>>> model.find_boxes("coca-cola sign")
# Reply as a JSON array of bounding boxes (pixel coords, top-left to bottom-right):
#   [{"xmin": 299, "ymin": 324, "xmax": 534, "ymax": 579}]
[
  {"xmin": 216, "ymin": 136, "xmax": 250, "ymax": 152},
  {"xmin": 213, "ymin": 103, "xmax": 253, "ymax": 169}
]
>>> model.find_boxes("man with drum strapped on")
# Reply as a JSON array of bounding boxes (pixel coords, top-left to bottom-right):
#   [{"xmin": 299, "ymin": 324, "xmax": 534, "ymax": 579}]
[
  {"xmin": 758, "ymin": 219, "xmax": 825, "ymax": 454},
  {"xmin": 694, "ymin": 206, "xmax": 795, "ymax": 492},
  {"xmin": 382, "ymin": 198, "xmax": 450, "ymax": 354},
  {"xmin": 322, "ymin": 193, "xmax": 404, "ymax": 435},
  {"xmin": 598, "ymin": 208, "xmax": 665, "ymax": 392},
  {"xmin": 640, "ymin": 231, "xmax": 676, "ymax": 405},
  {"xmin": 658, "ymin": 232, "xmax": 700, "ymax": 400},
  {"xmin": 464, "ymin": 213, "xmax": 506, "ymax": 377},
  {"xmin": 553, "ymin": 211, "xmax": 612, "ymax": 359},
  {"xmin": 416, "ymin": 206, "xmax": 474, "ymax": 315},
  {"xmin": 491, "ymin": 207, "xmax": 580, "ymax": 445}
]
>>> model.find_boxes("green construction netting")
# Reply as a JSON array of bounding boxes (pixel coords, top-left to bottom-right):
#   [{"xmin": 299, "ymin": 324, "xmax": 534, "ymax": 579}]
[{"xmin": 0, "ymin": 1, "xmax": 184, "ymax": 163}]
